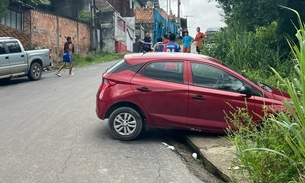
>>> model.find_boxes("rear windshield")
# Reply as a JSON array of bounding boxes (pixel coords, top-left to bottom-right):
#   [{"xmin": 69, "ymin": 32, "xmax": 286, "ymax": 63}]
[{"xmin": 106, "ymin": 59, "xmax": 144, "ymax": 74}]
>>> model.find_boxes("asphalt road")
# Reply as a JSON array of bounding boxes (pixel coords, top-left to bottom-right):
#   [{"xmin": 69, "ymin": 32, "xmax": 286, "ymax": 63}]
[{"xmin": 0, "ymin": 61, "xmax": 207, "ymax": 183}]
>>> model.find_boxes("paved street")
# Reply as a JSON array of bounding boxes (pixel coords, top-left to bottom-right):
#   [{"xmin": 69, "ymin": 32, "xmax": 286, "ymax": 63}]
[{"xmin": 0, "ymin": 61, "xmax": 208, "ymax": 183}]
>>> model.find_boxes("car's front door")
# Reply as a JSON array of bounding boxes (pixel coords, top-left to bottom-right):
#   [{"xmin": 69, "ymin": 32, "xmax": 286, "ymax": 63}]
[
  {"xmin": 0, "ymin": 42, "xmax": 10, "ymax": 76},
  {"xmin": 187, "ymin": 62, "xmax": 256, "ymax": 132},
  {"xmin": 130, "ymin": 61, "xmax": 189, "ymax": 127},
  {"xmin": 5, "ymin": 41, "xmax": 26, "ymax": 73}
]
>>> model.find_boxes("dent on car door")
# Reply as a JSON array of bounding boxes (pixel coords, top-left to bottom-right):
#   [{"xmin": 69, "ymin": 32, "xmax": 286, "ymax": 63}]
[
  {"xmin": 187, "ymin": 62, "xmax": 256, "ymax": 132},
  {"xmin": 130, "ymin": 61, "xmax": 189, "ymax": 127},
  {"xmin": 6, "ymin": 41, "xmax": 26, "ymax": 73},
  {"xmin": 0, "ymin": 42, "xmax": 10, "ymax": 75}
]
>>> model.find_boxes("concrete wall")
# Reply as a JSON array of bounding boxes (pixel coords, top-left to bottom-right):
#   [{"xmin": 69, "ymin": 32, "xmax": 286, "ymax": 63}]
[
  {"xmin": 124, "ymin": 17, "xmax": 135, "ymax": 52},
  {"xmin": 97, "ymin": 11, "xmax": 115, "ymax": 52}
]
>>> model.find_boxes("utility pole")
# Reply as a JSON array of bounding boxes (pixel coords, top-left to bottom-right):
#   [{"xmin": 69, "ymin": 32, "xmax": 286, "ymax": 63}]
[
  {"xmin": 177, "ymin": 0, "xmax": 181, "ymax": 29},
  {"xmin": 91, "ymin": 0, "xmax": 97, "ymax": 54},
  {"xmin": 184, "ymin": 15, "xmax": 194, "ymax": 30},
  {"xmin": 177, "ymin": 0, "xmax": 181, "ymax": 36},
  {"xmin": 166, "ymin": 0, "xmax": 169, "ymax": 33}
]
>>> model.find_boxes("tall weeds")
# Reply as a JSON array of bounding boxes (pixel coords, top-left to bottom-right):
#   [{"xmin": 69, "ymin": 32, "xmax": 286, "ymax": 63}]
[{"xmin": 226, "ymin": 8, "xmax": 305, "ymax": 183}]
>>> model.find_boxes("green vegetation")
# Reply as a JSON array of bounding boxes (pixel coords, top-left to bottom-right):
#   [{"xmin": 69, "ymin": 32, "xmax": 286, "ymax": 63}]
[
  {"xmin": 77, "ymin": 10, "xmax": 91, "ymax": 23},
  {"xmin": 215, "ymin": 0, "xmax": 305, "ymax": 56},
  {"xmin": 201, "ymin": 25, "xmax": 295, "ymax": 90},
  {"xmin": 53, "ymin": 52, "xmax": 124, "ymax": 69},
  {"xmin": 221, "ymin": 8, "xmax": 305, "ymax": 183},
  {"xmin": 0, "ymin": 0, "xmax": 9, "ymax": 19}
]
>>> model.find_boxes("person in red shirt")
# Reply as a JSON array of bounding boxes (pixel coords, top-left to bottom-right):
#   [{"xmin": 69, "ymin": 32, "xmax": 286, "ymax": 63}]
[
  {"xmin": 163, "ymin": 34, "xmax": 170, "ymax": 44},
  {"xmin": 193, "ymin": 27, "xmax": 205, "ymax": 54}
]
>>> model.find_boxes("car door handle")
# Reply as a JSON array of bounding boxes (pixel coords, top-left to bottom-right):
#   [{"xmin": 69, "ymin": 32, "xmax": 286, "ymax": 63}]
[
  {"xmin": 191, "ymin": 95, "xmax": 206, "ymax": 100},
  {"xmin": 5, "ymin": 56, "xmax": 9, "ymax": 59},
  {"xmin": 136, "ymin": 87, "xmax": 152, "ymax": 92},
  {"xmin": 21, "ymin": 55, "xmax": 24, "ymax": 57}
]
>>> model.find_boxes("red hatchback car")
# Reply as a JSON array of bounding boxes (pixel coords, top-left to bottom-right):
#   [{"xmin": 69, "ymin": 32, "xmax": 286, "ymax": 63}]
[{"xmin": 96, "ymin": 52, "xmax": 290, "ymax": 140}]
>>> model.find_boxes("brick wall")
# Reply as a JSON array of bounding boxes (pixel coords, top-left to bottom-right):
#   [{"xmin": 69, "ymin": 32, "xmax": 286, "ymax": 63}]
[
  {"xmin": 134, "ymin": 8, "xmax": 154, "ymax": 23},
  {"xmin": 107, "ymin": 0, "xmax": 131, "ymax": 17},
  {"xmin": 31, "ymin": 9, "xmax": 91, "ymax": 62}
]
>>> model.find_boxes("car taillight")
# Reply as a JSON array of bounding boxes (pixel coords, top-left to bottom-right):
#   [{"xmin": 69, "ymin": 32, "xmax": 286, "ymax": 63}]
[
  {"xmin": 100, "ymin": 78, "xmax": 116, "ymax": 90},
  {"xmin": 49, "ymin": 50, "xmax": 51, "ymax": 59}
]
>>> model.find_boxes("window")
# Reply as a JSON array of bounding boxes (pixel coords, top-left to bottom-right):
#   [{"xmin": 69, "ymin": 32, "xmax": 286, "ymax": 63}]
[
  {"xmin": 1, "ymin": 9, "xmax": 23, "ymax": 30},
  {"xmin": 140, "ymin": 61, "xmax": 184, "ymax": 83},
  {"xmin": 6, "ymin": 42, "xmax": 21, "ymax": 53},
  {"xmin": 191, "ymin": 63, "xmax": 243, "ymax": 92},
  {"xmin": 0, "ymin": 43, "xmax": 6, "ymax": 55}
]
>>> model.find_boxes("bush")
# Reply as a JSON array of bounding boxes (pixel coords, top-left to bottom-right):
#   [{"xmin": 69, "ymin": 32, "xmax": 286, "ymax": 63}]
[{"xmin": 226, "ymin": 8, "xmax": 305, "ymax": 183}]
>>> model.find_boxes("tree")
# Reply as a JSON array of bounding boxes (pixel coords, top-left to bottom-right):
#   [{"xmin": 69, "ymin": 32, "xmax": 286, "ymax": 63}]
[
  {"xmin": 214, "ymin": 0, "xmax": 305, "ymax": 56},
  {"xmin": 22, "ymin": 0, "xmax": 51, "ymax": 5},
  {"xmin": 0, "ymin": 0, "xmax": 9, "ymax": 19}
]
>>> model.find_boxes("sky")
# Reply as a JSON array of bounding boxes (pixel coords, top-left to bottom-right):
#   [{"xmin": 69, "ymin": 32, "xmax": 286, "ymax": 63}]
[{"xmin": 159, "ymin": 0, "xmax": 226, "ymax": 36}]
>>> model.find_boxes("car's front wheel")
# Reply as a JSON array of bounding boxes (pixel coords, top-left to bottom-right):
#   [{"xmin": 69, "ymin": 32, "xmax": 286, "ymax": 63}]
[{"xmin": 108, "ymin": 107, "xmax": 143, "ymax": 141}]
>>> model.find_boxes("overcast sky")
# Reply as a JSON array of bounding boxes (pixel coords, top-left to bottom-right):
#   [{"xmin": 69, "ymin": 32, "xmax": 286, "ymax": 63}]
[{"xmin": 159, "ymin": 0, "xmax": 226, "ymax": 36}]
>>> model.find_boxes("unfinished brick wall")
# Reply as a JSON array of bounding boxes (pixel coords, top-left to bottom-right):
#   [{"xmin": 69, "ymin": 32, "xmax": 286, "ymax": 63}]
[
  {"xmin": 107, "ymin": 0, "xmax": 131, "ymax": 17},
  {"xmin": 31, "ymin": 9, "xmax": 91, "ymax": 62}
]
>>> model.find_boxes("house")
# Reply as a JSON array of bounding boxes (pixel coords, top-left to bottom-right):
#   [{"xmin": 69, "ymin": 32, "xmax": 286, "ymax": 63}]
[
  {"xmin": 0, "ymin": 0, "xmax": 91, "ymax": 62},
  {"xmin": 134, "ymin": 7, "xmax": 179, "ymax": 45}
]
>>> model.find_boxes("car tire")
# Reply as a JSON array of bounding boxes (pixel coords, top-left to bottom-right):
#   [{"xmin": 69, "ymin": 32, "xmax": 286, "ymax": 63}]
[
  {"xmin": 108, "ymin": 107, "xmax": 143, "ymax": 141},
  {"xmin": 28, "ymin": 62, "xmax": 42, "ymax": 81}
]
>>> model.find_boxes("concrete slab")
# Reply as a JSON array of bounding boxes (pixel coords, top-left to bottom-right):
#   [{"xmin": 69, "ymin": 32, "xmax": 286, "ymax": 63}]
[{"xmin": 184, "ymin": 134, "xmax": 251, "ymax": 182}]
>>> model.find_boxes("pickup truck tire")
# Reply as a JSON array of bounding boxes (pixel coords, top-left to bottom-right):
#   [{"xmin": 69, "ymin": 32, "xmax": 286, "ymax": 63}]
[{"xmin": 28, "ymin": 62, "xmax": 42, "ymax": 81}]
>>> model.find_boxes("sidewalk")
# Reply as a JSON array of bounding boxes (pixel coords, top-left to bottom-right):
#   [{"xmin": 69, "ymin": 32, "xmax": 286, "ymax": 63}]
[{"xmin": 184, "ymin": 133, "xmax": 250, "ymax": 182}]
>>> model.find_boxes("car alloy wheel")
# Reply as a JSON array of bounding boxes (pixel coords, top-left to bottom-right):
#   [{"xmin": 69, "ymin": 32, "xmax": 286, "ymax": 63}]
[{"xmin": 108, "ymin": 107, "xmax": 143, "ymax": 141}]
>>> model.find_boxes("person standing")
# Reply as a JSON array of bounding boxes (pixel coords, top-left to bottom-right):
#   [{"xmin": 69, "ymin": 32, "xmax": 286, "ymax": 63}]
[
  {"xmin": 193, "ymin": 27, "xmax": 205, "ymax": 54},
  {"xmin": 163, "ymin": 34, "xmax": 170, "ymax": 44},
  {"xmin": 153, "ymin": 37, "xmax": 164, "ymax": 52},
  {"xmin": 163, "ymin": 33, "xmax": 181, "ymax": 52},
  {"xmin": 182, "ymin": 31, "xmax": 194, "ymax": 53},
  {"xmin": 55, "ymin": 36, "xmax": 74, "ymax": 77},
  {"xmin": 141, "ymin": 31, "xmax": 152, "ymax": 52}
]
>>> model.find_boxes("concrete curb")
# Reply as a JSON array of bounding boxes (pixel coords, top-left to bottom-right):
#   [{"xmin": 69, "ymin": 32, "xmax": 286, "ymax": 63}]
[{"xmin": 183, "ymin": 135, "xmax": 232, "ymax": 182}]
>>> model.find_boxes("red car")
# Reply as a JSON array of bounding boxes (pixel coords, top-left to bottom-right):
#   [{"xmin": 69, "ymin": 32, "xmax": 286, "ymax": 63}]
[{"xmin": 96, "ymin": 52, "xmax": 290, "ymax": 140}]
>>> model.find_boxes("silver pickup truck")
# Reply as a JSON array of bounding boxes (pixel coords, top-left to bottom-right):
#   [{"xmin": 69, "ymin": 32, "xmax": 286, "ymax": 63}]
[{"xmin": 0, "ymin": 37, "xmax": 51, "ymax": 81}]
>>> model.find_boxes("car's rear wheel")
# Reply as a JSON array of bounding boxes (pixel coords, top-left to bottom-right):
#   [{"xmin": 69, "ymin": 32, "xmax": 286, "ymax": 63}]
[
  {"xmin": 108, "ymin": 107, "xmax": 143, "ymax": 141},
  {"xmin": 28, "ymin": 62, "xmax": 42, "ymax": 81}
]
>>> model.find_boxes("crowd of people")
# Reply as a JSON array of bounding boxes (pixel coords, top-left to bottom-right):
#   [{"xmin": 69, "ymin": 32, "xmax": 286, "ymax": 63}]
[{"xmin": 140, "ymin": 27, "xmax": 206, "ymax": 53}]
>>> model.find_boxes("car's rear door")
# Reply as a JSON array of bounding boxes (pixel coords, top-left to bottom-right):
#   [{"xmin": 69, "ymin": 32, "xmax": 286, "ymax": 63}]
[
  {"xmin": 187, "ymin": 62, "xmax": 256, "ymax": 132},
  {"xmin": 130, "ymin": 60, "xmax": 189, "ymax": 127},
  {"xmin": 0, "ymin": 42, "xmax": 10, "ymax": 76}
]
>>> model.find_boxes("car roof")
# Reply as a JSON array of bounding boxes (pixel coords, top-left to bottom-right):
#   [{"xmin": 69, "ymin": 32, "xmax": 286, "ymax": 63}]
[
  {"xmin": 124, "ymin": 52, "xmax": 222, "ymax": 65},
  {"xmin": 205, "ymin": 27, "xmax": 221, "ymax": 32}
]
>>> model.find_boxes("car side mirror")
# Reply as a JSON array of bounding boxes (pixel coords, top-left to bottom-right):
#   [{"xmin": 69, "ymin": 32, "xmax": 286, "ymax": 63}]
[{"xmin": 239, "ymin": 86, "xmax": 253, "ymax": 96}]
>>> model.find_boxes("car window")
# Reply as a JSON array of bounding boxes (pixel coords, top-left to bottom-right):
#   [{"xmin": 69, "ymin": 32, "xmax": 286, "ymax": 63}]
[
  {"xmin": 106, "ymin": 59, "xmax": 144, "ymax": 74},
  {"xmin": 191, "ymin": 62, "xmax": 244, "ymax": 92},
  {"xmin": 140, "ymin": 61, "xmax": 184, "ymax": 83},
  {"xmin": 6, "ymin": 41, "xmax": 21, "ymax": 53},
  {"xmin": 0, "ymin": 43, "xmax": 6, "ymax": 54}
]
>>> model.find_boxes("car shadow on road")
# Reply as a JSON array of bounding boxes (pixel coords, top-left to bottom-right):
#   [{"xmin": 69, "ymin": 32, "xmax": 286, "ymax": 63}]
[{"xmin": 0, "ymin": 77, "xmax": 46, "ymax": 86}]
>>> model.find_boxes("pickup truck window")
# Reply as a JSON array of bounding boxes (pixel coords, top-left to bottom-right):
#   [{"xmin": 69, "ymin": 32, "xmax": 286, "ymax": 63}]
[
  {"xmin": 0, "ymin": 43, "xmax": 5, "ymax": 54},
  {"xmin": 6, "ymin": 41, "xmax": 21, "ymax": 53}
]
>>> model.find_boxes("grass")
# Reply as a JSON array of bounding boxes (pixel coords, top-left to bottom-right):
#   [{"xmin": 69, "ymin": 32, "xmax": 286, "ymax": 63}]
[
  {"xmin": 223, "ymin": 8, "xmax": 305, "ymax": 183},
  {"xmin": 53, "ymin": 51, "xmax": 124, "ymax": 69}
]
